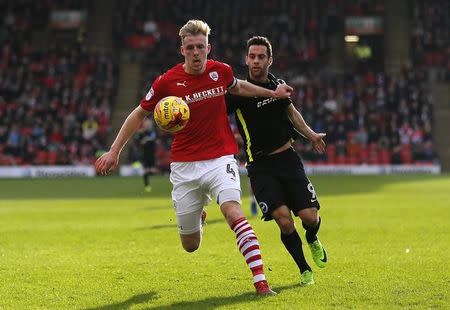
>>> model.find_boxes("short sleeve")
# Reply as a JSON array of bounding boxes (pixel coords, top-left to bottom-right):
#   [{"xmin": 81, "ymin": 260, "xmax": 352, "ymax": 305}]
[
  {"xmin": 272, "ymin": 76, "xmax": 292, "ymax": 108},
  {"xmin": 139, "ymin": 75, "xmax": 166, "ymax": 111}
]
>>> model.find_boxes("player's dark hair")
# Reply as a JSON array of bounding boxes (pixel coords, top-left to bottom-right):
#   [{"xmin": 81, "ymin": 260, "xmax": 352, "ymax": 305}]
[{"xmin": 246, "ymin": 36, "xmax": 272, "ymax": 58}]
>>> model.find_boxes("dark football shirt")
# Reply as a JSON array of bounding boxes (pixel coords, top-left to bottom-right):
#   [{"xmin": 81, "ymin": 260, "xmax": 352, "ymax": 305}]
[{"xmin": 226, "ymin": 73, "xmax": 295, "ymax": 163}]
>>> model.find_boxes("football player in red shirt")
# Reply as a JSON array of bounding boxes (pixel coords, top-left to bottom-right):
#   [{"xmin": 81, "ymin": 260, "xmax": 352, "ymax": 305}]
[{"xmin": 95, "ymin": 20, "xmax": 292, "ymax": 295}]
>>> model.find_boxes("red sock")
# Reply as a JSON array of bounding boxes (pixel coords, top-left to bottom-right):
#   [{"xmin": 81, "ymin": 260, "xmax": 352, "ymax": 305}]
[{"xmin": 232, "ymin": 217, "xmax": 266, "ymax": 284}]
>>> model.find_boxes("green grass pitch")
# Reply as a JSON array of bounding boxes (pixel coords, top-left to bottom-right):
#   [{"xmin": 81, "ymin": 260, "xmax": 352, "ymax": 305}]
[{"xmin": 0, "ymin": 174, "xmax": 449, "ymax": 309}]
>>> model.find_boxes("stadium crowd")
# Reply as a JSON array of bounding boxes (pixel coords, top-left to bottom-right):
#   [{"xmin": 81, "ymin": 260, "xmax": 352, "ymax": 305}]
[
  {"xmin": 288, "ymin": 66, "xmax": 437, "ymax": 165},
  {"xmin": 410, "ymin": 0, "xmax": 449, "ymax": 82},
  {"xmin": 0, "ymin": 0, "xmax": 444, "ymax": 167},
  {"xmin": 116, "ymin": 0, "xmax": 340, "ymax": 76},
  {"xmin": 0, "ymin": 0, "xmax": 117, "ymax": 165},
  {"xmin": 0, "ymin": 45, "xmax": 117, "ymax": 165}
]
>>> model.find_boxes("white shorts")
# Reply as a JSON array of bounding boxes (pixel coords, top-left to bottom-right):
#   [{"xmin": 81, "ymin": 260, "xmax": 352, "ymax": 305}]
[{"xmin": 169, "ymin": 155, "xmax": 241, "ymax": 235}]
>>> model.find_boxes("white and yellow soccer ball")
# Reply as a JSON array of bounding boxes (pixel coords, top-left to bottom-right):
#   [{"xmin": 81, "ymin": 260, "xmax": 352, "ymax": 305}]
[{"xmin": 153, "ymin": 96, "xmax": 190, "ymax": 133}]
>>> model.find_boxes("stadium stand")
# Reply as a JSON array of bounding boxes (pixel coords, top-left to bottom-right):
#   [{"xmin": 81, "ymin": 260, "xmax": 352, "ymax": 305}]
[
  {"xmin": 0, "ymin": 0, "xmax": 117, "ymax": 166},
  {"xmin": 0, "ymin": 0, "xmax": 445, "ymax": 168},
  {"xmin": 410, "ymin": 0, "xmax": 449, "ymax": 82}
]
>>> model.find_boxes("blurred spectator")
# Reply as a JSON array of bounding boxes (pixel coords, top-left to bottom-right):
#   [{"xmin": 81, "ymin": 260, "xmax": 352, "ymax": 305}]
[{"xmin": 82, "ymin": 116, "xmax": 98, "ymax": 140}]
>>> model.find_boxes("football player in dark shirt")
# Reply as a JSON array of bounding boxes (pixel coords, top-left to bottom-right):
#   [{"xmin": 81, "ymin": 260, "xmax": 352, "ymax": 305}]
[
  {"xmin": 227, "ymin": 36, "xmax": 328, "ymax": 285},
  {"xmin": 136, "ymin": 119, "xmax": 158, "ymax": 192}
]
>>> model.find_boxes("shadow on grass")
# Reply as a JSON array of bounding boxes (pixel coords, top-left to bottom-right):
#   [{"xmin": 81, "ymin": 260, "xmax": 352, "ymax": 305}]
[
  {"xmin": 85, "ymin": 291, "xmax": 158, "ymax": 310},
  {"xmin": 146, "ymin": 284, "xmax": 300, "ymax": 310},
  {"xmin": 137, "ymin": 219, "xmax": 225, "ymax": 231},
  {"xmin": 86, "ymin": 284, "xmax": 300, "ymax": 310}
]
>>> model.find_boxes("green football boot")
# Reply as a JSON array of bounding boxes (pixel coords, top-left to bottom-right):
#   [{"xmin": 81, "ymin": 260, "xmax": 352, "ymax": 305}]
[
  {"xmin": 308, "ymin": 238, "xmax": 328, "ymax": 268},
  {"xmin": 300, "ymin": 270, "xmax": 315, "ymax": 286}
]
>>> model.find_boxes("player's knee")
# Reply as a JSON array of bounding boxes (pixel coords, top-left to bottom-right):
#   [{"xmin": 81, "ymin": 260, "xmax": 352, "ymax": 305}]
[
  {"xmin": 302, "ymin": 216, "xmax": 318, "ymax": 227},
  {"xmin": 220, "ymin": 199, "xmax": 244, "ymax": 226},
  {"xmin": 277, "ymin": 216, "xmax": 295, "ymax": 234},
  {"xmin": 298, "ymin": 208, "xmax": 319, "ymax": 227},
  {"xmin": 180, "ymin": 234, "xmax": 201, "ymax": 253},
  {"xmin": 183, "ymin": 246, "xmax": 198, "ymax": 253},
  {"xmin": 182, "ymin": 243, "xmax": 199, "ymax": 253},
  {"xmin": 181, "ymin": 239, "xmax": 200, "ymax": 253},
  {"xmin": 273, "ymin": 207, "xmax": 295, "ymax": 234}
]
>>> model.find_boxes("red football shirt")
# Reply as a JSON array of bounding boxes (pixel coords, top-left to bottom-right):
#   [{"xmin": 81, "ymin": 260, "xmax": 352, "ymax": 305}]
[{"xmin": 140, "ymin": 59, "xmax": 238, "ymax": 162}]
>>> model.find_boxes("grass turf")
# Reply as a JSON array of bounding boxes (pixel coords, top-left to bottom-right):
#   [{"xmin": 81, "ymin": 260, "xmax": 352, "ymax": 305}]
[{"xmin": 0, "ymin": 175, "xmax": 449, "ymax": 309}]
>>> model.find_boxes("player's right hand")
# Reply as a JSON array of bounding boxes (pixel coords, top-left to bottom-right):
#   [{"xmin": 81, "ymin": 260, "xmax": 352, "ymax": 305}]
[
  {"xmin": 274, "ymin": 83, "xmax": 293, "ymax": 98},
  {"xmin": 94, "ymin": 151, "xmax": 119, "ymax": 175},
  {"xmin": 311, "ymin": 133, "xmax": 326, "ymax": 154}
]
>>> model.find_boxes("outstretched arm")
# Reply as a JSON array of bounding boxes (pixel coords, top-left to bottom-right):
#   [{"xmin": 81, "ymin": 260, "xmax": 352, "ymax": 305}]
[
  {"xmin": 286, "ymin": 103, "xmax": 326, "ymax": 154},
  {"xmin": 95, "ymin": 106, "xmax": 150, "ymax": 174},
  {"xmin": 228, "ymin": 79, "xmax": 293, "ymax": 98}
]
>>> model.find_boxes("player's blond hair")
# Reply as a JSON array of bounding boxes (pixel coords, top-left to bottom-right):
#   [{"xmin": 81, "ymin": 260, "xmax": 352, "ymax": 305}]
[{"xmin": 179, "ymin": 20, "xmax": 211, "ymax": 44}]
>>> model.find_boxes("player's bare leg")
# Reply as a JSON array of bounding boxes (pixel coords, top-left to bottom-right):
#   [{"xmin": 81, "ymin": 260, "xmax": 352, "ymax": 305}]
[
  {"xmin": 298, "ymin": 208, "xmax": 319, "ymax": 227},
  {"xmin": 220, "ymin": 200, "xmax": 276, "ymax": 295},
  {"xmin": 272, "ymin": 206, "xmax": 313, "ymax": 285},
  {"xmin": 298, "ymin": 208, "xmax": 328, "ymax": 268},
  {"xmin": 272, "ymin": 206, "xmax": 296, "ymax": 234},
  {"xmin": 179, "ymin": 231, "xmax": 202, "ymax": 253}
]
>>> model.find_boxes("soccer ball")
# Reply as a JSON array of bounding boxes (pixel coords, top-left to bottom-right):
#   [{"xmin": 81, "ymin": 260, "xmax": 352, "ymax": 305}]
[{"xmin": 153, "ymin": 96, "xmax": 190, "ymax": 133}]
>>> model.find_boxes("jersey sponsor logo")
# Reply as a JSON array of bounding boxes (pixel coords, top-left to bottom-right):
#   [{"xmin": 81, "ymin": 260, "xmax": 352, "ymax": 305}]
[
  {"xmin": 145, "ymin": 87, "xmax": 154, "ymax": 100},
  {"xmin": 256, "ymin": 97, "xmax": 276, "ymax": 108},
  {"xmin": 176, "ymin": 81, "xmax": 187, "ymax": 87},
  {"xmin": 259, "ymin": 202, "xmax": 269, "ymax": 214},
  {"xmin": 184, "ymin": 86, "xmax": 225, "ymax": 103},
  {"xmin": 209, "ymin": 71, "xmax": 219, "ymax": 81}
]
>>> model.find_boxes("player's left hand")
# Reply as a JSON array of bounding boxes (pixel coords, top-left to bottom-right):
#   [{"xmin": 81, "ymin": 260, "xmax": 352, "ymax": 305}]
[
  {"xmin": 273, "ymin": 84, "xmax": 293, "ymax": 98},
  {"xmin": 311, "ymin": 133, "xmax": 326, "ymax": 153}
]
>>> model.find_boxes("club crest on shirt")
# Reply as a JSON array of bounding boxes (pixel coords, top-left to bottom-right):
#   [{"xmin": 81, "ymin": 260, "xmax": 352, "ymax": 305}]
[
  {"xmin": 145, "ymin": 87, "xmax": 154, "ymax": 100},
  {"xmin": 259, "ymin": 202, "xmax": 269, "ymax": 214},
  {"xmin": 209, "ymin": 71, "xmax": 218, "ymax": 81}
]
